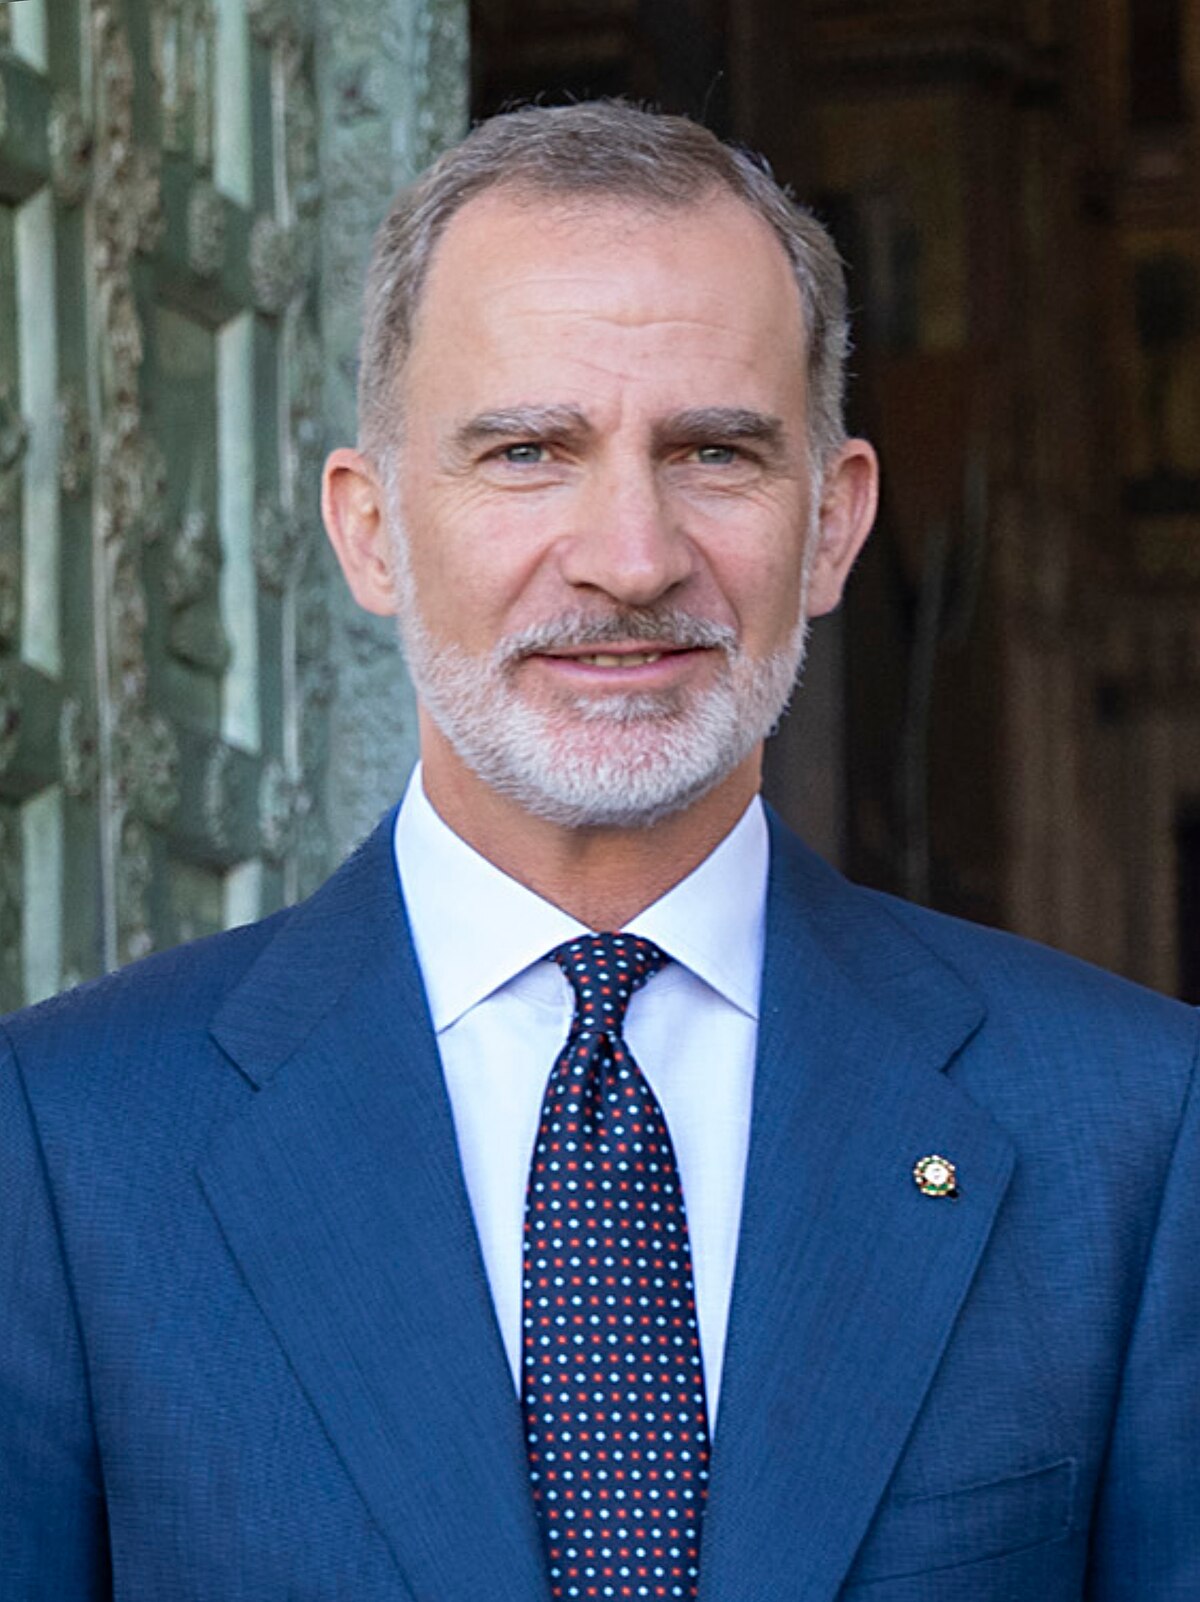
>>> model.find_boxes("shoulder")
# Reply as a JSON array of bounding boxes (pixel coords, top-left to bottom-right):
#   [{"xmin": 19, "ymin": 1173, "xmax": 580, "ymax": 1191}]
[
  {"xmin": 766, "ymin": 814, "xmax": 1198, "ymax": 1126},
  {"xmin": 4, "ymin": 909, "xmax": 287, "ymax": 1061},
  {"xmin": 2, "ymin": 810, "xmax": 407, "ymax": 1129},
  {"xmin": 872, "ymin": 885, "xmax": 1194, "ymax": 1052},
  {"xmin": 865, "ymin": 908, "xmax": 1199, "ymax": 1247},
  {"xmin": 3, "ymin": 809, "xmax": 404, "ymax": 1085},
  {"xmin": 0, "ymin": 911, "xmax": 295, "ymax": 1163}
]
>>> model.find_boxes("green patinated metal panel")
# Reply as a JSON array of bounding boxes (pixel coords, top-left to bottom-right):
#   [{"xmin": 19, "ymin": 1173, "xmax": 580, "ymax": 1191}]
[
  {"xmin": 315, "ymin": 0, "xmax": 467, "ymax": 854},
  {"xmin": 0, "ymin": 0, "xmax": 349, "ymax": 1008}
]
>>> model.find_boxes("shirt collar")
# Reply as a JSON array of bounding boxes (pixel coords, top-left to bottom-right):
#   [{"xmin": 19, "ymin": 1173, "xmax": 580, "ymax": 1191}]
[{"xmin": 394, "ymin": 765, "xmax": 768, "ymax": 1032}]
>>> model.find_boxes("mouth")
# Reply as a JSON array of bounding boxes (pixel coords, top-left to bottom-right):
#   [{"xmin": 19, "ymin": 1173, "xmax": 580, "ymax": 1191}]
[
  {"xmin": 565, "ymin": 649, "xmax": 668, "ymax": 669},
  {"xmin": 499, "ymin": 609, "xmax": 737, "ymax": 670},
  {"xmin": 520, "ymin": 641, "xmax": 712, "ymax": 691}
]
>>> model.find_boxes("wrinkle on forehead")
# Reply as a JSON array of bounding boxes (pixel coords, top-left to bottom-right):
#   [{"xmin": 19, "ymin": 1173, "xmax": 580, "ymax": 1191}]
[
  {"xmin": 399, "ymin": 189, "xmax": 810, "ymax": 452},
  {"xmin": 421, "ymin": 189, "xmax": 804, "ymax": 338}
]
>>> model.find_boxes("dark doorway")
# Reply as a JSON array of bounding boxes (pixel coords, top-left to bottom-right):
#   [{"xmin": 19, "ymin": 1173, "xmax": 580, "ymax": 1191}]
[
  {"xmin": 1175, "ymin": 806, "xmax": 1200, "ymax": 1002},
  {"xmin": 470, "ymin": 1, "xmax": 731, "ymax": 130}
]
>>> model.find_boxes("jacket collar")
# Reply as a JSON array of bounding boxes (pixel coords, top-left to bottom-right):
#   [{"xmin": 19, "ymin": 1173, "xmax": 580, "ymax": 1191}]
[
  {"xmin": 203, "ymin": 808, "xmax": 1013, "ymax": 1602},
  {"xmin": 697, "ymin": 814, "xmax": 1013, "ymax": 1601},
  {"xmin": 204, "ymin": 811, "xmax": 552, "ymax": 1601}
]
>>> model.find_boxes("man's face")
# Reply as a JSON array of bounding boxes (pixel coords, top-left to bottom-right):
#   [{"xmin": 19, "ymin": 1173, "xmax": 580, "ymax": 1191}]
[{"xmin": 375, "ymin": 188, "xmax": 858, "ymax": 827}]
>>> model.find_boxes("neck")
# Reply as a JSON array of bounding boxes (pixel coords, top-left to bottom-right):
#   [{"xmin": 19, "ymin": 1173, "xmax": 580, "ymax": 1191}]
[{"xmin": 418, "ymin": 721, "xmax": 762, "ymax": 930}]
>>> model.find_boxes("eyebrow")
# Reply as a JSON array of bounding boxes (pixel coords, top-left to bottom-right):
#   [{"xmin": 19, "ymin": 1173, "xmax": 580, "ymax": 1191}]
[
  {"xmin": 444, "ymin": 402, "xmax": 788, "ymax": 465},
  {"xmin": 654, "ymin": 407, "xmax": 786, "ymax": 458},
  {"xmin": 447, "ymin": 405, "xmax": 592, "ymax": 463}
]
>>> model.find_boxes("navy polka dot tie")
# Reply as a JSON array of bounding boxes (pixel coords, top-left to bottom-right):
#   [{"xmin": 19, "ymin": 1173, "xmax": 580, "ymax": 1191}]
[{"xmin": 523, "ymin": 933, "xmax": 711, "ymax": 1601}]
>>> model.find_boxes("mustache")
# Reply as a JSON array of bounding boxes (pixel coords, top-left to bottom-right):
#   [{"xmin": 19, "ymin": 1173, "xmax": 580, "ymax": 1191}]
[{"xmin": 496, "ymin": 607, "xmax": 738, "ymax": 666}]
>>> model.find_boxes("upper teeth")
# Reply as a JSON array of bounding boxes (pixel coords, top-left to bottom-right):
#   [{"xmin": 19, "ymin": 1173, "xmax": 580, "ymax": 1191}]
[{"xmin": 577, "ymin": 652, "xmax": 663, "ymax": 668}]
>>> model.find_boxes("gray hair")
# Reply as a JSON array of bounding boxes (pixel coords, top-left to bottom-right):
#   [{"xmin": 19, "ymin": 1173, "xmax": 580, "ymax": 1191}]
[{"xmin": 358, "ymin": 100, "xmax": 850, "ymax": 469}]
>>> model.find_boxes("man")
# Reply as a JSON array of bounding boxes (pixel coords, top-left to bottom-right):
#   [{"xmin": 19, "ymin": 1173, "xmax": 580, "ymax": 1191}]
[{"xmin": 1, "ymin": 102, "xmax": 1196, "ymax": 1602}]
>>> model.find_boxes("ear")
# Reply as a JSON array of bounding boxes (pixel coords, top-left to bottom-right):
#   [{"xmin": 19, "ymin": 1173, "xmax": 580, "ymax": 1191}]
[
  {"xmin": 321, "ymin": 447, "xmax": 400, "ymax": 617},
  {"xmin": 805, "ymin": 438, "xmax": 879, "ymax": 618}
]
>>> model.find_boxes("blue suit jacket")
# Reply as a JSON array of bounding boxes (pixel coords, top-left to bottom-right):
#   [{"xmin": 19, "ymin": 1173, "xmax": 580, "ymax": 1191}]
[{"xmin": 1, "ymin": 811, "xmax": 1197, "ymax": 1600}]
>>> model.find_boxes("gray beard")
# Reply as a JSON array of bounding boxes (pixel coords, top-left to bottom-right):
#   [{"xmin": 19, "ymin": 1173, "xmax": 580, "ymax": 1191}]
[
  {"xmin": 395, "ymin": 598, "xmax": 810, "ymax": 830},
  {"xmin": 383, "ymin": 459, "xmax": 818, "ymax": 828}
]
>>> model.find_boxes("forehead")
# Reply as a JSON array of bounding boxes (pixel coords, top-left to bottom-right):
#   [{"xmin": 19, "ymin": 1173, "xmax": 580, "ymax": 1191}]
[{"xmin": 400, "ymin": 187, "xmax": 808, "ymax": 415}]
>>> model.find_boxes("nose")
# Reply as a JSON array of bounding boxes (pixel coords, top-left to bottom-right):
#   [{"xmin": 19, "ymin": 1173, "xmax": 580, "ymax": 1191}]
[{"xmin": 557, "ymin": 455, "xmax": 695, "ymax": 607}]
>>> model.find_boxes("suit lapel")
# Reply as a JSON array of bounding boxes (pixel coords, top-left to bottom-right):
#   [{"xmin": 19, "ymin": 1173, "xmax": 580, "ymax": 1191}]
[
  {"xmin": 198, "ymin": 819, "xmax": 551, "ymax": 1602},
  {"xmin": 698, "ymin": 819, "xmax": 1015, "ymax": 1602},
  {"xmin": 196, "ymin": 807, "xmax": 1013, "ymax": 1602}
]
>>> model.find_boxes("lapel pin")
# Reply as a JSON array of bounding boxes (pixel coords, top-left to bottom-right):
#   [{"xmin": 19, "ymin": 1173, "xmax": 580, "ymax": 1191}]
[{"xmin": 913, "ymin": 1154, "xmax": 958, "ymax": 1198}]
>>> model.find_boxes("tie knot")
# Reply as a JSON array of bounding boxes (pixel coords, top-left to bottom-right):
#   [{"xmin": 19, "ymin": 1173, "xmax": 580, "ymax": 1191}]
[{"xmin": 552, "ymin": 932, "xmax": 669, "ymax": 1036}]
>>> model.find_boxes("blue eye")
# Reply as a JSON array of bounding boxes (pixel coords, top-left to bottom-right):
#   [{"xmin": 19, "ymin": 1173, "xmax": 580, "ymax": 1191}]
[
  {"xmin": 695, "ymin": 445, "xmax": 738, "ymax": 465},
  {"xmin": 501, "ymin": 443, "xmax": 545, "ymax": 464}
]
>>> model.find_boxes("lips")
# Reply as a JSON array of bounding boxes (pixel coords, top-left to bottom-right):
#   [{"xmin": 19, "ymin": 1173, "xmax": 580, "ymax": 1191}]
[
  {"xmin": 567, "ymin": 650, "xmax": 665, "ymax": 668},
  {"xmin": 529, "ymin": 642, "xmax": 697, "ymax": 671},
  {"xmin": 496, "ymin": 609, "xmax": 739, "ymax": 673},
  {"xmin": 521, "ymin": 641, "xmax": 704, "ymax": 684}
]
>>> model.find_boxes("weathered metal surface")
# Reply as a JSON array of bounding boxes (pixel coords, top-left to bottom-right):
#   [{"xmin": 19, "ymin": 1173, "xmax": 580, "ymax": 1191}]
[
  {"xmin": 0, "ymin": 0, "xmax": 466, "ymax": 1006},
  {"xmin": 317, "ymin": 0, "xmax": 468, "ymax": 860}
]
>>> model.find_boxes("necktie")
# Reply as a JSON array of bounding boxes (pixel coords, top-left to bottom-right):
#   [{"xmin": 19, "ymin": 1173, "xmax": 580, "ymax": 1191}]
[{"xmin": 523, "ymin": 933, "xmax": 711, "ymax": 1601}]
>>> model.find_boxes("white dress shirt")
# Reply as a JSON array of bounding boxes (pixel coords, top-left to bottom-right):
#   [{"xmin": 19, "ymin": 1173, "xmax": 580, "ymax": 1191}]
[{"xmin": 393, "ymin": 769, "xmax": 767, "ymax": 1424}]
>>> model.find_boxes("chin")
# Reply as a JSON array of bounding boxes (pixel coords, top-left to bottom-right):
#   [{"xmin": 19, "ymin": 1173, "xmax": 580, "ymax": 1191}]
[
  {"xmin": 419, "ymin": 654, "xmax": 804, "ymax": 831},
  {"xmin": 464, "ymin": 730, "xmax": 743, "ymax": 830},
  {"xmin": 398, "ymin": 589, "xmax": 810, "ymax": 828}
]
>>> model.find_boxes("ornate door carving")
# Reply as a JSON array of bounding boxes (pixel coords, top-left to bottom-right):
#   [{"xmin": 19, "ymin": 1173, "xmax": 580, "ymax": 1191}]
[{"xmin": 0, "ymin": 0, "xmax": 332, "ymax": 1006}]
